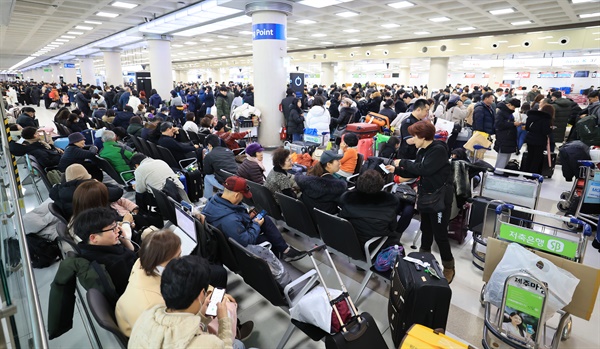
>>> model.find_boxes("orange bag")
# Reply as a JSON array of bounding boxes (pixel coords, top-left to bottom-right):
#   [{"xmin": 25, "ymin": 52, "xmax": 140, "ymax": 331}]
[{"xmin": 366, "ymin": 112, "xmax": 390, "ymax": 129}]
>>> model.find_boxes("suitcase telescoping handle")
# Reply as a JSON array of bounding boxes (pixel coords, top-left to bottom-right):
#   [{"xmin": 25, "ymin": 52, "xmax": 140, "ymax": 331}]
[
  {"xmin": 495, "ymin": 204, "xmax": 592, "ymax": 237},
  {"xmin": 306, "ymin": 244, "xmax": 362, "ymax": 331}
]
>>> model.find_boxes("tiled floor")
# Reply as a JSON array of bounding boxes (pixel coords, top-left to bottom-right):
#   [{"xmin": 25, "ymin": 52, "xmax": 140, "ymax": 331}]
[{"xmin": 17, "ymin": 105, "xmax": 600, "ymax": 348}]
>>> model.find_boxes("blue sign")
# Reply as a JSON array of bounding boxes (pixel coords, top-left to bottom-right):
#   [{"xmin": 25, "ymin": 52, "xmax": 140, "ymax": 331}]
[
  {"xmin": 252, "ymin": 23, "xmax": 286, "ymax": 41},
  {"xmin": 64, "ymin": 63, "xmax": 75, "ymax": 68}
]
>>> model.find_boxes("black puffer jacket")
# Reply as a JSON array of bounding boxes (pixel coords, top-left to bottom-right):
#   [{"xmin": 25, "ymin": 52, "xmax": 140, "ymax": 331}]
[
  {"xmin": 24, "ymin": 141, "xmax": 62, "ymax": 168},
  {"xmin": 493, "ymin": 102, "xmax": 518, "ymax": 154},
  {"xmin": 335, "ymin": 106, "xmax": 357, "ymax": 127},
  {"xmin": 525, "ymin": 110, "xmax": 552, "ymax": 146},
  {"xmin": 288, "ymin": 108, "xmax": 305, "ymax": 135},
  {"xmin": 57, "ymin": 145, "xmax": 97, "ymax": 172},
  {"xmin": 49, "ymin": 179, "xmax": 123, "ymax": 219},
  {"xmin": 551, "ymin": 97, "xmax": 576, "ymax": 142},
  {"xmin": 295, "ymin": 173, "xmax": 347, "ymax": 217},
  {"xmin": 394, "ymin": 141, "xmax": 451, "ymax": 194},
  {"xmin": 339, "ymin": 190, "xmax": 399, "ymax": 245}
]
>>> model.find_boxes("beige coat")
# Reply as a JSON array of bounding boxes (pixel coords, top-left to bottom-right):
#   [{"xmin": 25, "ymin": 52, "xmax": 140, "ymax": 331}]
[{"xmin": 128, "ymin": 305, "xmax": 233, "ymax": 349}]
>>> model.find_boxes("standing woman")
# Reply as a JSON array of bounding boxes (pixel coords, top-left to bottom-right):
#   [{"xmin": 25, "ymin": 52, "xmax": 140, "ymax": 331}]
[
  {"xmin": 385, "ymin": 120, "xmax": 455, "ymax": 283},
  {"xmin": 493, "ymin": 98, "xmax": 521, "ymax": 170},
  {"xmin": 522, "ymin": 104, "xmax": 553, "ymax": 175},
  {"xmin": 288, "ymin": 97, "xmax": 305, "ymax": 142}
]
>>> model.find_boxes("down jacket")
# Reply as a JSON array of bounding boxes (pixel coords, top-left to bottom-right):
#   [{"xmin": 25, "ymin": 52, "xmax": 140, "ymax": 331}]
[
  {"xmin": 339, "ymin": 191, "xmax": 399, "ymax": 245},
  {"xmin": 202, "ymin": 193, "xmax": 261, "ymax": 247},
  {"xmin": 472, "ymin": 102, "xmax": 496, "ymax": 135},
  {"xmin": 494, "ymin": 102, "xmax": 518, "ymax": 154},
  {"xmin": 304, "ymin": 106, "xmax": 330, "ymax": 136},
  {"xmin": 236, "ymin": 158, "xmax": 265, "ymax": 184},
  {"xmin": 295, "ymin": 173, "xmax": 347, "ymax": 217}
]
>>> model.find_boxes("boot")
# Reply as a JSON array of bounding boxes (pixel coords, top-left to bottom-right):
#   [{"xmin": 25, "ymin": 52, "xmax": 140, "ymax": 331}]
[
  {"xmin": 442, "ymin": 259, "xmax": 455, "ymax": 284},
  {"xmin": 419, "ymin": 248, "xmax": 430, "ymax": 253}
]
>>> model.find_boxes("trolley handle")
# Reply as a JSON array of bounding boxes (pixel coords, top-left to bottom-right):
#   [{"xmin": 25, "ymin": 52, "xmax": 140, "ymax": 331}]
[
  {"xmin": 493, "ymin": 168, "xmax": 543, "ymax": 183},
  {"xmin": 576, "ymin": 160, "xmax": 596, "ymax": 168},
  {"xmin": 495, "ymin": 204, "xmax": 592, "ymax": 237}
]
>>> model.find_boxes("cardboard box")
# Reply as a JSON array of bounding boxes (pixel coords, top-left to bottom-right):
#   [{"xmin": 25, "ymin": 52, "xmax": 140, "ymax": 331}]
[{"xmin": 483, "ymin": 238, "xmax": 600, "ymax": 320}]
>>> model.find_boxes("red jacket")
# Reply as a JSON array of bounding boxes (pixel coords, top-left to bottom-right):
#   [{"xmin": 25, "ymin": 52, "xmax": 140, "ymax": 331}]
[{"xmin": 215, "ymin": 130, "xmax": 249, "ymax": 150}]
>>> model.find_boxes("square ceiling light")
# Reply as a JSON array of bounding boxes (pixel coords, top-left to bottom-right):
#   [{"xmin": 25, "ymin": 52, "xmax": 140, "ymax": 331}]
[
  {"xmin": 429, "ymin": 17, "xmax": 450, "ymax": 22},
  {"xmin": 511, "ymin": 20, "xmax": 532, "ymax": 26},
  {"xmin": 387, "ymin": 1, "xmax": 414, "ymax": 8},
  {"xmin": 85, "ymin": 20, "xmax": 102, "ymax": 25},
  {"xmin": 75, "ymin": 25, "xmax": 93, "ymax": 30},
  {"xmin": 489, "ymin": 8, "xmax": 514, "ymax": 15},
  {"xmin": 297, "ymin": 19, "xmax": 316, "ymax": 24},
  {"xmin": 298, "ymin": 0, "xmax": 353, "ymax": 9},
  {"xmin": 111, "ymin": 1, "xmax": 138, "ymax": 9},
  {"xmin": 457, "ymin": 26, "xmax": 476, "ymax": 31},
  {"xmin": 381, "ymin": 23, "xmax": 400, "ymax": 28},
  {"xmin": 67, "ymin": 31, "xmax": 84, "ymax": 35},
  {"xmin": 336, "ymin": 11, "xmax": 359, "ymax": 18},
  {"xmin": 96, "ymin": 12, "xmax": 119, "ymax": 18}
]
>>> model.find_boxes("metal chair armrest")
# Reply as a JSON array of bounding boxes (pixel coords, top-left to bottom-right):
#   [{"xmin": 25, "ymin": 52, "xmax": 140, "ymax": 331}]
[
  {"xmin": 364, "ymin": 236, "xmax": 389, "ymax": 263},
  {"xmin": 119, "ymin": 170, "xmax": 136, "ymax": 184},
  {"xmin": 178, "ymin": 158, "xmax": 198, "ymax": 170},
  {"xmin": 284, "ymin": 269, "xmax": 319, "ymax": 306}
]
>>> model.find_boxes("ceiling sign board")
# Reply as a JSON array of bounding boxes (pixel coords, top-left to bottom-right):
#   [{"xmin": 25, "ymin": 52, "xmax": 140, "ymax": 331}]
[
  {"xmin": 252, "ymin": 23, "xmax": 286, "ymax": 41},
  {"xmin": 63, "ymin": 63, "xmax": 75, "ymax": 68},
  {"xmin": 552, "ymin": 56, "xmax": 600, "ymax": 67}
]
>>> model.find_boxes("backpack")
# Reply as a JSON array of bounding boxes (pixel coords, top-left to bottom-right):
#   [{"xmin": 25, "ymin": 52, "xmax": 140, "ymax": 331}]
[
  {"xmin": 26, "ymin": 234, "xmax": 61, "ymax": 268},
  {"xmin": 576, "ymin": 115, "xmax": 600, "ymax": 146}
]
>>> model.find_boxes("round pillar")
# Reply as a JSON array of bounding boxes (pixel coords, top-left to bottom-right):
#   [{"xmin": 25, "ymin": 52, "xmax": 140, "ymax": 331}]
[
  {"xmin": 488, "ymin": 67, "xmax": 505, "ymax": 89},
  {"xmin": 399, "ymin": 59, "xmax": 411, "ymax": 86},
  {"xmin": 321, "ymin": 62, "xmax": 335, "ymax": 86},
  {"xmin": 62, "ymin": 62, "xmax": 77, "ymax": 84},
  {"xmin": 78, "ymin": 56, "xmax": 95, "ymax": 85},
  {"xmin": 101, "ymin": 49, "xmax": 123, "ymax": 87},
  {"xmin": 336, "ymin": 62, "xmax": 346, "ymax": 85},
  {"xmin": 246, "ymin": 1, "xmax": 292, "ymax": 147},
  {"xmin": 427, "ymin": 57, "xmax": 449, "ymax": 92},
  {"xmin": 146, "ymin": 35, "xmax": 173, "ymax": 102}
]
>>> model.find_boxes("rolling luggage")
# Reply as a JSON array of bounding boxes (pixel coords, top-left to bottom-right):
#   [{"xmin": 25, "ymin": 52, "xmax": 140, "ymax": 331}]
[
  {"xmin": 400, "ymin": 324, "xmax": 472, "ymax": 349},
  {"xmin": 346, "ymin": 123, "xmax": 379, "ymax": 139},
  {"xmin": 183, "ymin": 169, "xmax": 203, "ymax": 202},
  {"xmin": 356, "ymin": 138, "xmax": 374, "ymax": 158},
  {"xmin": 388, "ymin": 252, "xmax": 452, "ymax": 348},
  {"xmin": 448, "ymin": 204, "xmax": 468, "ymax": 244},
  {"xmin": 285, "ymin": 140, "xmax": 319, "ymax": 155},
  {"xmin": 520, "ymin": 151, "xmax": 556, "ymax": 178},
  {"xmin": 365, "ymin": 112, "xmax": 390, "ymax": 129}
]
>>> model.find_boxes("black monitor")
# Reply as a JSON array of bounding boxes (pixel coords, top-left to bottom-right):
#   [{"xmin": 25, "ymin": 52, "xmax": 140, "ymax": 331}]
[{"xmin": 175, "ymin": 205, "xmax": 197, "ymax": 243}]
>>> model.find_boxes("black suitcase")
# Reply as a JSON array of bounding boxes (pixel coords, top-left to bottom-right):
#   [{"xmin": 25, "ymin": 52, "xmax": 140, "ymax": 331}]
[
  {"xmin": 521, "ymin": 151, "xmax": 556, "ymax": 178},
  {"xmin": 388, "ymin": 252, "xmax": 452, "ymax": 348},
  {"xmin": 468, "ymin": 196, "xmax": 533, "ymax": 235},
  {"xmin": 325, "ymin": 312, "xmax": 388, "ymax": 349},
  {"xmin": 183, "ymin": 169, "xmax": 203, "ymax": 202}
]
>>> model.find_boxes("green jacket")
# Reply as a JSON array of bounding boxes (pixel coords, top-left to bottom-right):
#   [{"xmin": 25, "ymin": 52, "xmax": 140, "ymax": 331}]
[
  {"xmin": 48, "ymin": 257, "xmax": 116, "ymax": 339},
  {"xmin": 216, "ymin": 93, "xmax": 231, "ymax": 119},
  {"xmin": 99, "ymin": 141, "xmax": 135, "ymax": 181}
]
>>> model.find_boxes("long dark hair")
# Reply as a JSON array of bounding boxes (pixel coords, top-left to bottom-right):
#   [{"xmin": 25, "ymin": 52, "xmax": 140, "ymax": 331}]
[
  {"xmin": 505, "ymin": 312, "xmax": 527, "ymax": 337},
  {"xmin": 291, "ymin": 97, "xmax": 302, "ymax": 112}
]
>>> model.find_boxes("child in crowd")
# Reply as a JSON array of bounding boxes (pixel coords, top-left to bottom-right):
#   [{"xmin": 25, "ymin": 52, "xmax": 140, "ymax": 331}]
[{"xmin": 336, "ymin": 132, "xmax": 359, "ymax": 178}]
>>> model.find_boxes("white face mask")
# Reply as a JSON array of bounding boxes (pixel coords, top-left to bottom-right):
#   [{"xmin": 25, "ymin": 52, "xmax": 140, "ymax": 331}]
[{"xmin": 155, "ymin": 265, "xmax": 165, "ymax": 275}]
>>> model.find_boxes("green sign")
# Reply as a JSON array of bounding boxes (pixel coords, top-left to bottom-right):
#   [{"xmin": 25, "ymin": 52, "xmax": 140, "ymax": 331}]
[
  {"xmin": 499, "ymin": 223, "xmax": 578, "ymax": 259},
  {"xmin": 506, "ymin": 284, "xmax": 543, "ymax": 318},
  {"xmin": 43, "ymin": 68, "xmax": 52, "ymax": 72}
]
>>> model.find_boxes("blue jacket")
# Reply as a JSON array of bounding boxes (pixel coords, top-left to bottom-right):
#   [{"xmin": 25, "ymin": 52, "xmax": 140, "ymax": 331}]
[
  {"xmin": 473, "ymin": 102, "xmax": 496, "ymax": 135},
  {"xmin": 118, "ymin": 92, "xmax": 130, "ymax": 109},
  {"xmin": 149, "ymin": 93, "xmax": 162, "ymax": 108},
  {"xmin": 205, "ymin": 91, "xmax": 215, "ymax": 107},
  {"xmin": 198, "ymin": 90, "xmax": 206, "ymax": 104},
  {"xmin": 112, "ymin": 111, "xmax": 135, "ymax": 129},
  {"xmin": 187, "ymin": 94, "xmax": 199, "ymax": 113},
  {"xmin": 202, "ymin": 193, "xmax": 260, "ymax": 247}
]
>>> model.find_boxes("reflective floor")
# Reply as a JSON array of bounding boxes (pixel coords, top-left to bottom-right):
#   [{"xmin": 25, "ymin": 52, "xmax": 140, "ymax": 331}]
[{"xmin": 18, "ymin": 105, "xmax": 600, "ymax": 348}]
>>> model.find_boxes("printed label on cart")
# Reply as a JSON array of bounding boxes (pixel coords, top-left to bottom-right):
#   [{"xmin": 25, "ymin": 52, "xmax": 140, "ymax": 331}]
[
  {"xmin": 585, "ymin": 181, "xmax": 600, "ymax": 204},
  {"xmin": 498, "ymin": 224, "xmax": 578, "ymax": 259}
]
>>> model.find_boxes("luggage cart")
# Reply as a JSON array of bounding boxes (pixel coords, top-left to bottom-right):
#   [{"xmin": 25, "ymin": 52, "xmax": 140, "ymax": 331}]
[
  {"xmin": 471, "ymin": 170, "xmax": 544, "ymax": 270},
  {"xmin": 557, "ymin": 161, "xmax": 600, "ymax": 231},
  {"xmin": 481, "ymin": 205, "xmax": 592, "ymax": 349}
]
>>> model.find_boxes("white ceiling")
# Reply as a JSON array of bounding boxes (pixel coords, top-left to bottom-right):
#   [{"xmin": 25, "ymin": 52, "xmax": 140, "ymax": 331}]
[{"xmin": 1, "ymin": 0, "xmax": 600, "ymax": 72}]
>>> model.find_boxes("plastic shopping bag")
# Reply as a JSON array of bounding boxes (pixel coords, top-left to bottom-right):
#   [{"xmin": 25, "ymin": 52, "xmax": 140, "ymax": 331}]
[
  {"xmin": 290, "ymin": 286, "xmax": 343, "ymax": 333},
  {"xmin": 484, "ymin": 243, "xmax": 579, "ymax": 321},
  {"xmin": 246, "ymin": 245, "xmax": 292, "ymax": 288}
]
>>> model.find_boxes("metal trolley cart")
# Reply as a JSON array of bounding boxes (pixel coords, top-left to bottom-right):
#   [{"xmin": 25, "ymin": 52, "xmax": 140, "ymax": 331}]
[
  {"xmin": 481, "ymin": 204, "xmax": 592, "ymax": 349},
  {"xmin": 471, "ymin": 169, "xmax": 544, "ymax": 270},
  {"xmin": 557, "ymin": 161, "xmax": 600, "ymax": 231}
]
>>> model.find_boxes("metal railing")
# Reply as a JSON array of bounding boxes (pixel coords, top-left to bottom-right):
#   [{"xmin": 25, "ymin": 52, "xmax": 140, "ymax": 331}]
[{"xmin": 0, "ymin": 101, "xmax": 49, "ymax": 349}]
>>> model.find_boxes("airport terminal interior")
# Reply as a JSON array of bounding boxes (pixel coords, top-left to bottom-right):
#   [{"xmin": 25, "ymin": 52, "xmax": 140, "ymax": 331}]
[{"xmin": 1, "ymin": 0, "xmax": 600, "ymax": 348}]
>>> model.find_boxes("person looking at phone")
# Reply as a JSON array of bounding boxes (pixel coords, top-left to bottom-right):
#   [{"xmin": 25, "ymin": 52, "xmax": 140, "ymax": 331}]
[
  {"xmin": 128, "ymin": 255, "xmax": 245, "ymax": 349},
  {"xmin": 202, "ymin": 176, "xmax": 306, "ymax": 262}
]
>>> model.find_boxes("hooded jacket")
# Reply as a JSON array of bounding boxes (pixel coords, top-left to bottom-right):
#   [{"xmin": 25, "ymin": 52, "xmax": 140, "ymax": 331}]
[
  {"xmin": 215, "ymin": 92, "xmax": 231, "ymax": 118},
  {"xmin": 394, "ymin": 140, "xmax": 451, "ymax": 194},
  {"xmin": 77, "ymin": 243, "xmax": 137, "ymax": 297},
  {"xmin": 295, "ymin": 173, "xmax": 347, "ymax": 216},
  {"xmin": 99, "ymin": 141, "xmax": 135, "ymax": 181},
  {"xmin": 57, "ymin": 145, "xmax": 97, "ymax": 172},
  {"xmin": 336, "ymin": 106, "xmax": 358, "ymax": 127},
  {"xmin": 494, "ymin": 102, "xmax": 518, "ymax": 154},
  {"xmin": 525, "ymin": 109, "xmax": 552, "ymax": 146},
  {"xmin": 304, "ymin": 106, "xmax": 331, "ymax": 136},
  {"xmin": 551, "ymin": 97, "xmax": 576, "ymax": 142},
  {"xmin": 49, "ymin": 179, "xmax": 123, "ymax": 219},
  {"xmin": 113, "ymin": 110, "xmax": 135, "ymax": 129},
  {"xmin": 202, "ymin": 146, "xmax": 238, "ymax": 183},
  {"xmin": 473, "ymin": 101, "xmax": 496, "ymax": 134},
  {"xmin": 149, "ymin": 93, "xmax": 162, "ymax": 108},
  {"xmin": 288, "ymin": 107, "xmax": 305, "ymax": 134},
  {"xmin": 202, "ymin": 193, "xmax": 261, "ymax": 246},
  {"xmin": 127, "ymin": 122, "xmax": 144, "ymax": 138},
  {"xmin": 23, "ymin": 141, "xmax": 62, "ymax": 168},
  {"xmin": 339, "ymin": 191, "xmax": 399, "ymax": 245}
]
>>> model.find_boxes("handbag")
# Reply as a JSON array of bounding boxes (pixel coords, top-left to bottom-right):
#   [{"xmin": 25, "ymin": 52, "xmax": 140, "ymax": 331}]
[
  {"xmin": 332, "ymin": 125, "xmax": 346, "ymax": 139},
  {"xmin": 417, "ymin": 183, "xmax": 448, "ymax": 213},
  {"xmin": 374, "ymin": 245, "xmax": 404, "ymax": 272},
  {"xmin": 392, "ymin": 183, "xmax": 416, "ymax": 204}
]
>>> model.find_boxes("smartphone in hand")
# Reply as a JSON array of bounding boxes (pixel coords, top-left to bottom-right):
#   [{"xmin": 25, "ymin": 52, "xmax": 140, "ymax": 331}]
[
  {"xmin": 254, "ymin": 209, "xmax": 267, "ymax": 221},
  {"xmin": 206, "ymin": 288, "xmax": 225, "ymax": 317},
  {"xmin": 379, "ymin": 163, "xmax": 391, "ymax": 174}
]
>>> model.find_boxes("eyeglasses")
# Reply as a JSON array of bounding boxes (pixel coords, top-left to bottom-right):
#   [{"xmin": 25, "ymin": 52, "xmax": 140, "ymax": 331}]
[{"xmin": 99, "ymin": 223, "xmax": 119, "ymax": 234}]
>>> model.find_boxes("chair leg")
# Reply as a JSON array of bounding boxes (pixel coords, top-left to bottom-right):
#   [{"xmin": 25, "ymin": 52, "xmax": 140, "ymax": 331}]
[
  {"xmin": 355, "ymin": 270, "xmax": 373, "ymax": 302},
  {"xmin": 76, "ymin": 286, "xmax": 103, "ymax": 349},
  {"xmin": 411, "ymin": 230, "xmax": 422, "ymax": 250},
  {"xmin": 276, "ymin": 323, "xmax": 296, "ymax": 349}
]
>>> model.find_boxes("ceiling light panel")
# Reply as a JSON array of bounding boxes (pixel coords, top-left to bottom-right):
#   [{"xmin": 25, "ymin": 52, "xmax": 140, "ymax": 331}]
[
  {"xmin": 429, "ymin": 17, "xmax": 450, "ymax": 22},
  {"xmin": 336, "ymin": 11, "xmax": 359, "ymax": 18},
  {"xmin": 61, "ymin": 35, "xmax": 76, "ymax": 39},
  {"xmin": 489, "ymin": 8, "xmax": 514, "ymax": 15},
  {"xmin": 110, "ymin": 1, "xmax": 138, "ymax": 9},
  {"xmin": 296, "ymin": 19, "xmax": 316, "ymax": 24},
  {"xmin": 96, "ymin": 12, "xmax": 120, "ymax": 18},
  {"xmin": 511, "ymin": 20, "xmax": 533, "ymax": 25},
  {"xmin": 579, "ymin": 12, "xmax": 600, "ymax": 18},
  {"xmin": 75, "ymin": 25, "xmax": 93, "ymax": 30},
  {"xmin": 387, "ymin": 1, "xmax": 414, "ymax": 8},
  {"xmin": 67, "ymin": 31, "xmax": 84, "ymax": 35},
  {"xmin": 85, "ymin": 20, "xmax": 102, "ymax": 25},
  {"xmin": 298, "ymin": 0, "xmax": 353, "ymax": 9},
  {"xmin": 381, "ymin": 23, "xmax": 400, "ymax": 28},
  {"xmin": 457, "ymin": 26, "xmax": 476, "ymax": 31}
]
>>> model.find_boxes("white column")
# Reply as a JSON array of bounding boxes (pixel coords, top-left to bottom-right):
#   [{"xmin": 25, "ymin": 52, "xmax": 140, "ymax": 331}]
[
  {"xmin": 488, "ymin": 67, "xmax": 505, "ymax": 89},
  {"xmin": 427, "ymin": 57, "xmax": 449, "ymax": 92},
  {"xmin": 246, "ymin": 1, "xmax": 292, "ymax": 147},
  {"xmin": 62, "ymin": 62, "xmax": 77, "ymax": 84},
  {"xmin": 399, "ymin": 58, "xmax": 411, "ymax": 86},
  {"xmin": 336, "ymin": 62, "xmax": 346, "ymax": 85},
  {"xmin": 78, "ymin": 56, "xmax": 95, "ymax": 85},
  {"xmin": 321, "ymin": 62, "xmax": 335, "ymax": 86},
  {"xmin": 101, "ymin": 49, "xmax": 123, "ymax": 87},
  {"xmin": 41, "ymin": 66, "xmax": 51, "ymax": 82},
  {"xmin": 145, "ymin": 35, "xmax": 173, "ymax": 102}
]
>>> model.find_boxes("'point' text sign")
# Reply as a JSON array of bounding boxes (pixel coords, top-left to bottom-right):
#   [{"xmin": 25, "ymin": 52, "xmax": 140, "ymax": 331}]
[{"xmin": 252, "ymin": 23, "xmax": 286, "ymax": 40}]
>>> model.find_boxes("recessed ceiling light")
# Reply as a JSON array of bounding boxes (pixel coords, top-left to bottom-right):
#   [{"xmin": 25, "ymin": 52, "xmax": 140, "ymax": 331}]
[
  {"xmin": 184, "ymin": 41, "xmax": 197, "ymax": 45},
  {"xmin": 217, "ymin": 35, "xmax": 229, "ymax": 39},
  {"xmin": 381, "ymin": 23, "xmax": 400, "ymax": 28},
  {"xmin": 429, "ymin": 17, "xmax": 450, "ymax": 22},
  {"xmin": 572, "ymin": 0, "xmax": 594, "ymax": 3},
  {"xmin": 457, "ymin": 26, "xmax": 476, "ymax": 31},
  {"xmin": 96, "ymin": 12, "xmax": 119, "ymax": 18},
  {"xmin": 459, "ymin": 43, "xmax": 471, "ymax": 45},
  {"xmin": 312, "ymin": 33, "xmax": 327, "ymax": 37},
  {"xmin": 200, "ymin": 38, "xmax": 213, "ymax": 42},
  {"xmin": 67, "ymin": 31, "xmax": 84, "ymax": 35},
  {"xmin": 321, "ymin": 41, "xmax": 334, "ymax": 44},
  {"xmin": 55, "ymin": 39, "xmax": 69, "ymax": 42},
  {"xmin": 298, "ymin": 0, "xmax": 354, "ymax": 9},
  {"xmin": 75, "ymin": 25, "xmax": 93, "ymax": 30},
  {"xmin": 387, "ymin": 1, "xmax": 414, "ymax": 9},
  {"xmin": 61, "ymin": 35, "xmax": 76, "ymax": 39},
  {"xmin": 46, "ymin": 45, "xmax": 59, "ymax": 47},
  {"xmin": 511, "ymin": 20, "xmax": 532, "ymax": 26},
  {"xmin": 379, "ymin": 35, "xmax": 392, "ymax": 39},
  {"xmin": 489, "ymin": 8, "xmax": 514, "ymax": 15},
  {"xmin": 579, "ymin": 12, "xmax": 600, "ymax": 18},
  {"xmin": 343, "ymin": 29, "xmax": 360, "ymax": 33},
  {"xmin": 336, "ymin": 11, "xmax": 359, "ymax": 18},
  {"xmin": 84, "ymin": 20, "xmax": 102, "ymax": 25},
  {"xmin": 239, "ymin": 31, "xmax": 252, "ymax": 35},
  {"xmin": 111, "ymin": 1, "xmax": 138, "ymax": 9},
  {"xmin": 414, "ymin": 31, "xmax": 430, "ymax": 35},
  {"xmin": 287, "ymin": 37, "xmax": 299, "ymax": 40},
  {"xmin": 296, "ymin": 19, "xmax": 317, "ymax": 24},
  {"xmin": 347, "ymin": 39, "xmax": 361, "ymax": 42},
  {"xmin": 51, "ymin": 42, "xmax": 65, "ymax": 45},
  {"xmin": 171, "ymin": 44, "xmax": 183, "ymax": 47},
  {"xmin": 226, "ymin": 45, "xmax": 238, "ymax": 48}
]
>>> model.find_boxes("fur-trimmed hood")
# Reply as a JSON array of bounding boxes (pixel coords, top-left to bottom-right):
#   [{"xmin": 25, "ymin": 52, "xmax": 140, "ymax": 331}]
[{"xmin": 295, "ymin": 174, "xmax": 347, "ymax": 199}]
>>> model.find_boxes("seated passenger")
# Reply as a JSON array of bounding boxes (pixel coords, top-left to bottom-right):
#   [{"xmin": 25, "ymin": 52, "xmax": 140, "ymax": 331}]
[
  {"xmin": 236, "ymin": 143, "xmax": 265, "ymax": 184},
  {"xmin": 203, "ymin": 134, "xmax": 238, "ymax": 199},
  {"xmin": 264, "ymin": 147, "xmax": 300, "ymax": 202},
  {"xmin": 72, "ymin": 207, "xmax": 136, "ymax": 296},
  {"xmin": 295, "ymin": 150, "xmax": 347, "ymax": 216},
  {"xmin": 157, "ymin": 122, "xmax": 201, "ymax": 164},
  {"xmin": 127, "ymin": 116, "xmax": 144, "ymax": 138},
  {"xmin": 336, "ymin": 133, "xmax": 359, "ymax": 178},
  {"xmin": 57, "ymin": 132, "xmax": 102, "ymax": 181},
  {"xmin": 182, "ymin": 112, "xmax": 199, "ymax": 134},
  {"xmin": 202, "ymin": 176, "xmax": 305, "ymax": 262},
  {"xmin": 128, "ymin": 255, "xmax": 244, "ymax": 349},
  {"xmin": 99, "ymin": 130, "xmax": 135, "ymax": 182},
  {"xmin": 19, "ymin": 126, "xmax": 63, "ymax": 168},
  {"xmin": 214, "ymin": 121, "xmax": 250, "ymax": 151},
  {"xmin": 379, "ymin": 136, "xmax": 401, "ymax": 159}
]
